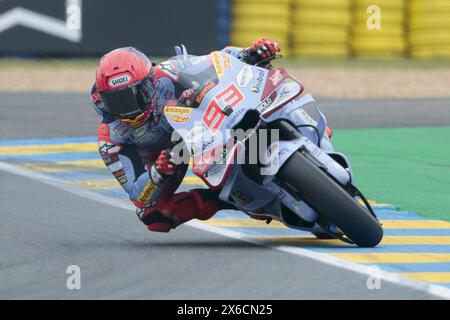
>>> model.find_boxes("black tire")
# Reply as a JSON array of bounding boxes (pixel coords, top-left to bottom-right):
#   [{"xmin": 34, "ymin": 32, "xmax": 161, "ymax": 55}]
[{"xmin": 278, "ymin": 151, "xmax": 383, "ymax": 247}]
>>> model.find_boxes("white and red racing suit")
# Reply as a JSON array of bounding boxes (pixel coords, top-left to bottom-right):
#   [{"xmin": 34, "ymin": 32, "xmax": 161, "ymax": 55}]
[{"xmin": 90, "ymin": 47, "xmax": 248, "ymax": 232}]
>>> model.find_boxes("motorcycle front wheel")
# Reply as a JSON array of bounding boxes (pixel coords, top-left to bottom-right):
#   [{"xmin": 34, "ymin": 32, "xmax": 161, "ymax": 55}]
[{"xmin": 277, "ymin": 151, "xmax": 383, "ymax": 247}]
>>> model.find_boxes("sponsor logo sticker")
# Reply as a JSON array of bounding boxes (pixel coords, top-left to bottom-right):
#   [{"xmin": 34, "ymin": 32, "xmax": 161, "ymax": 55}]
[
  {"xmin": 171, "ymin": 115, "xmax": 190, "ymax": 123},
  {"xmin": 108, "ymin": 74, "xmax": 132, "ymax": 88},
  {"xmin": 99, "ymin": 141, "xmax": 121, "ymax": 155},
  {"xmin": 107, "ymin": 161, "xmax": 123, "ymax": 172},
  {"xmin": 211, "ymin": 51, "xmax": 225, "ymax": 78},
  {"xmin": 138, "ymin": 181, "xmax": 158, "ymax": 204},
  {"xmin": 225, "ymin": 108, "xmax": 244, "ymax": 129},
  {"xmin": 102, "ymin": 155, "xmax": 119, "ymax": 166},
  {"xmin": 236, "ymin": 66, "xmax": 253, "ymax": 88},
  {"xmin": 252, "ymin": 70, "xmax": 265, "ymax": 93},
  {"xmin": 112, "ymin": 169, "xmax": 126, "ymax": 179},
  {"xmin": 256, "ymin": 91, "xmax": 277, "ymax": 114},
  {"xmin": 195, "ymin": 82, "xmax": 216, "ymax": 105},
  {"xmin": 222, "ymin": 54, "xmax": 232, "ymax": 69},
  {"xmin": 164, "ymin": 106, "xmax": 193, "ymax": 116},
  {"xmin": 269, "ymin": 69, "xmax": 283, "ymax": 86}
]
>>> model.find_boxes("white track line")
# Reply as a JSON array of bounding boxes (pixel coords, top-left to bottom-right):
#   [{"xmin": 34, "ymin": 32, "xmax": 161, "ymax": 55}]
[{"xmin": 1, "ymin": 161, "xmax": 449, "ymax": 300}]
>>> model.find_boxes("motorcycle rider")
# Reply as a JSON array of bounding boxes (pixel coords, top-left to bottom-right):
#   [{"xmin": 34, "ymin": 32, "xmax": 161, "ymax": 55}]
[{"xmin": 91, "ymin": 39, "xmax": 281, "ymax": 232}]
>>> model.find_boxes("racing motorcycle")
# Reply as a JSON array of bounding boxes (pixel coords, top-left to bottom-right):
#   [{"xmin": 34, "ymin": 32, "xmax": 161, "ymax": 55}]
[{"xmin": 162, "ymin": 45, "xmax": 383, "ymax": 247}]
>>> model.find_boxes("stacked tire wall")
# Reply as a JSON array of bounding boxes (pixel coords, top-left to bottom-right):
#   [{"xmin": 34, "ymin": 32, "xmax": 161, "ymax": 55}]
[
  {"xmin": 291, "ymin": 0, "xmax": 351, "ymax": 58},
  {"xmin": 409, "ymin": 0, "xmax": 450, "ymax": 59},
  {"xmin": 230, "ymin": 0, "xmax": 291, "ymax": 55},
  {"xmin": 351, "ymin": 0, "xmax": 406, "ymax": 58},
  {"xmin": 230, "ymin": 0, "xmax": 449, "ymax": 59}
]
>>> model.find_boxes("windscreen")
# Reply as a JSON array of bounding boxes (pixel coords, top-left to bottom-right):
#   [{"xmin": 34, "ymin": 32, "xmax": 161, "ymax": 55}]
[{"xmin": 166, "ymin": 54, "xmax": 219, "ymax": 93}]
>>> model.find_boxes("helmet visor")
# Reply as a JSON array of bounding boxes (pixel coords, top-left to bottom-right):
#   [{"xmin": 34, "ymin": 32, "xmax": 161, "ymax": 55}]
[{"xmin": 99, "ymin": 76, "xmax": 155, "ymax": 119}]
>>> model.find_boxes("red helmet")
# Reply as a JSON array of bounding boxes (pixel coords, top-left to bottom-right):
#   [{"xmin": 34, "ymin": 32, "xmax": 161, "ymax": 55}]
[{"xmin": 96, "ymin": 47, "xmax": 156, "ymax": 126}]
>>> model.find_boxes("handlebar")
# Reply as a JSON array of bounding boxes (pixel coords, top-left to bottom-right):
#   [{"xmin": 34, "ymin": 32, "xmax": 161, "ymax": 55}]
[{"xmin": 255, "ymin": 54, "xmax": 283, "ymax": 67}]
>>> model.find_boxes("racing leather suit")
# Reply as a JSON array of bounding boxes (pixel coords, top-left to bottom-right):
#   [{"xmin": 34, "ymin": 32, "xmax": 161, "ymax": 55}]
[{"xmin": 91, "ymin": 47, "xmax": 249, "ymax": 232}]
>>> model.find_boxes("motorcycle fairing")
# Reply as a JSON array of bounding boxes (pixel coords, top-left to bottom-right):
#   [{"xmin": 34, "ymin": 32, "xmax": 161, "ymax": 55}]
[
  {"xmin": 259, "ymin": 69, "xmax": 304, "ymax": 119},
  {"xmin": 193, "ymin": 141, "xmax": 245, "ymax": 189},
  {"xmin": 219, "ymin": 164, "xmax": 278, "ymax": 212},
  {"xmin": 260, "ymin": 136, "xmax": 351, "ymax": 185},
  {"xmin": 264, "ymin": 93, "xmax": 327, "ymax": 145},
  {"xmin": 219, "ymin": 164, "xmax": 327, "ymax": 233},
  {"xmin": 164, "ymin": 52, "xmax": 351, "ymax": 208}
]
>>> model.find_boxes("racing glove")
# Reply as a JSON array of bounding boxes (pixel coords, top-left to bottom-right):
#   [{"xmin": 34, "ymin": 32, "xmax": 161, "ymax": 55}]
[
  {"xmin": 149, "ymin": 149, "xmax": 176, "ymax": 185},
  {"xmin": 239, "ymin": 38, "xmax": 281, "ymax": 69},
  {"xmin": 179, "ymin": 81, "xmax": 216, "ymax": 108},
  {"xmin": 178, "ymin": 88, "xmax": 196, "ymax": 106}
]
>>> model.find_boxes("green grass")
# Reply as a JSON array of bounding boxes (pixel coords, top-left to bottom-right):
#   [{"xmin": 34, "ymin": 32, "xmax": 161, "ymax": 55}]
[{"xmin": 333, "ymin": 127, "xmax": 450, "ymax": 221}]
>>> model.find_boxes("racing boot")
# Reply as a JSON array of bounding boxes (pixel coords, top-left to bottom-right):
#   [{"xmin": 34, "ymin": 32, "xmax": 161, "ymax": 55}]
[{"xmin": 138, "ymin": 189, "xmax": 221, "ymax": 232}]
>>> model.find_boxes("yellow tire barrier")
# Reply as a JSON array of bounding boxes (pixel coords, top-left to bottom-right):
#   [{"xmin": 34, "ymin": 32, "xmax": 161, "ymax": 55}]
[
  {"xmin": 409, "ymin": 15, "xmax": 450, "ymax": 30},
  {"xmin": 292, "ymin": 9, "xmax": 352, "ymax": 26},
  {"xmin": 291, "ymin": 1, "xmax": 351, "ymax": 57},
  {"xmin": 353, "ymin": 10, "xmax": 404, "ymax": 25},
  {"xmin": 409, "ymin": 31, "xmax": 450, "ymax": 47},
  {"xmin": 351, "ymin": 0, "xmax": 406, "ymax": 58},
  {"xmin": 409, "ymin": 0, "xmax": 450, "ymax": 54},
  {"xmin": 233, "ymin": 18, "xmax": 290, "ymax": 33},
  {"xmin": 231, "ymin": 0, "xmax": 290, "ymax": 55},
  {"xmin": 293, "ymin": 45, "xmax": 349, "ymax": 58},
  {"xmin": 353, "ymin": 37, "xmax": 406, "ymax": 51},
  {"xmin": 292, "ymin": 27, "xmax": 349, "ymax": 44},
  {"xmin": 230, "ymin": 32, "xmax": 288, "ymax": 47},
  {"xmin": 353, "ymin": 0, "xmax": 405, "ymax": 10},
  {"xmin": 234, "ymin": 0, "xmax": 291, "ymax": 4},
  {"xmin": 410, "ymin": 0, "xmax": 450, "ymax": 13},
  {"xmin": 230, "ymin": 0, "xmax": 450, "ymax": 60},
  {"xmin": 411, "ymin": 46, "xmax": 450, "ymax": 59},
  {"xmin": 352, "ymin": 26, "xmax": 405, "ymax": 38},
  {"xmin": 295, "ymin": 0, "xmax": 351, "ymax": 10},
  {"xmin": 352, "ymin": 50, "xmax": 405, "ymax": 58},
  {"xmin": 232, "ymin": 4, "xmax": 290, "ymax": 18}
]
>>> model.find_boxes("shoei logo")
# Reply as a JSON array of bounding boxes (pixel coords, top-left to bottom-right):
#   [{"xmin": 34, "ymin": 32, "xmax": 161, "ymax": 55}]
[{"xmin": 109, "ymin": 74, "xmax": 132, "ymax": 88}]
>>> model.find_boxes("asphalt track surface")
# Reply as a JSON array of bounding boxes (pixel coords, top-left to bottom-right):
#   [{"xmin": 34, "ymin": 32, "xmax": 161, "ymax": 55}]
[
  {"xmin": 1, "ymin": 92, "xmax": 450, "ymax": 139},
  {"xmin": 0, "ymin": 92, "xmax": 449, "ymax": 299}
]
